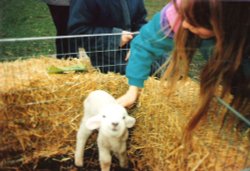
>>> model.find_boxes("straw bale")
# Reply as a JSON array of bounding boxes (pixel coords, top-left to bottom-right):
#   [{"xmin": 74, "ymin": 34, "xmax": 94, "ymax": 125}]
[
  {"xmin": 0, "ymin": 57, "xmax": 249, "ymax": 170},
  {"xmin": 0, "ymin": 57, "xmax": 128, "ymax": 168},
  {"xmin": 130, "ymin": 77, "xmax": 250, "ymax": 171}
]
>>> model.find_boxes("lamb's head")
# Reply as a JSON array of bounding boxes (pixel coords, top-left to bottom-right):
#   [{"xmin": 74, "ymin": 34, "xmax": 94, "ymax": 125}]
[{"xmin": 85, "ymin": 104, "xmax": 135, "ymax": 137}]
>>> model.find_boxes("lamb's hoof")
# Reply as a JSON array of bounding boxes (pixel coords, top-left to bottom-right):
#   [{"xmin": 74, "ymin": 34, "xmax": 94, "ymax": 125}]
[
  {"xmin": 75, "ymin": 160, "xmax": 83, "ymax": 167},
  {"xmin": 119, "ymin": 161, "xmax": 128, "ymax": 168}
]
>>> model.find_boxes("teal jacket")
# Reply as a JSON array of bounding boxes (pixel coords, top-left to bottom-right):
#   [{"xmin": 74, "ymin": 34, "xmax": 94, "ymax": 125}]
[{"xmin": 126, "ymin": 12, "xmax": 214, "ymax": 87}]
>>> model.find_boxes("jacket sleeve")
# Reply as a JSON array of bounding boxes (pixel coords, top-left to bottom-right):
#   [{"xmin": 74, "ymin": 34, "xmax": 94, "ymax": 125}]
[
  {"xmin": 68, "ymin": 0, "xmax": 118, "ymax": 34},
  {"xmin": 126, "ymin": 12, "xmax": 174, "ymax": 87},
  {"xmin": 131, "ymin": 0, "xmax": 147, "ymax": 31},
  {"xmin": 68, "ymin": 0, "xmax": 122, "ymax": 50}
]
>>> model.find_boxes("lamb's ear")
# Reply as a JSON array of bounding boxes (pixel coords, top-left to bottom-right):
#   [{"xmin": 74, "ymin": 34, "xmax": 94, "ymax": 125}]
[
  {"xmin": 85, "ymin": 115, "xmax": 101, "ymax": 130},
  {"xmin": 125, "ymin": 116, "xmax": 136, "ymax": 128}
]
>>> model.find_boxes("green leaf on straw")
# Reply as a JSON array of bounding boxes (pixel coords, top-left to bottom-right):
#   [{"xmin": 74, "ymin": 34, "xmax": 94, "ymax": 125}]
[{"xmin": 47, "ymin": 64, "xmax": 87, "ymax": 74}]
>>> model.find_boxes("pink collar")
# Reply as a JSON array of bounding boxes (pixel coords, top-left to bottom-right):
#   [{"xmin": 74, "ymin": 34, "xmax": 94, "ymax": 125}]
[{"xmin": 166, "ymin": 0, "xmax": 181, "ymax": 33}]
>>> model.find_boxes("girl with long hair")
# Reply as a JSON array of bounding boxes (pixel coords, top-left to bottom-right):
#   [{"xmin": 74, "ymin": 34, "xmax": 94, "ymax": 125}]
[{"xmin": 117, "ymin": 0, "xmax": 250, "ymax": 141}]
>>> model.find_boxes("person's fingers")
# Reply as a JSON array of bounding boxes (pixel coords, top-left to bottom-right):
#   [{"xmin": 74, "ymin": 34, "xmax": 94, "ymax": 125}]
[
  {"xmin": 125, "ymin": 50, "xmax": 130, "ymax": 61},
  {"xmin": 120, "ymin": 31, "xmax": 133, "ymax": 47},
  {"xmin": 127, "ymin": 34, "xmax": 133, "ymax": 40},
  {"xmin": 117, "ymin": 86, "xmax": 140, "ymax": 108},
  {"xmin": 117, "ymin": 95, "xmax": 135, "ymax": 108}
]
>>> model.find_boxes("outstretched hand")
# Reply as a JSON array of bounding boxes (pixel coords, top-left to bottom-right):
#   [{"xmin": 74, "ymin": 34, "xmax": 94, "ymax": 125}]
[
  {"xmin": 117, "ymin": 86, "xmax": 140, "ymax": 108},
  {"xmin": 120, "ymin": 31, "xmax": 133, "ymax": 47}
]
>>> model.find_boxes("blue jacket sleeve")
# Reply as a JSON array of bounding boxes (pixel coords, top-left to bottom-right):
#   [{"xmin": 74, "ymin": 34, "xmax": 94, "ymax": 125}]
[{"xmin": 126, "ymin": 12, "xmax": 174, "ymax": 87}]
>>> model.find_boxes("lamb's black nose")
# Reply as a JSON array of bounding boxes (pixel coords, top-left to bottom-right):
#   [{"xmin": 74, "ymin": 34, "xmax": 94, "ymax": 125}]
[{"xmin": 112, "ymin": 122, "xmax": 118, "ymax": 127}]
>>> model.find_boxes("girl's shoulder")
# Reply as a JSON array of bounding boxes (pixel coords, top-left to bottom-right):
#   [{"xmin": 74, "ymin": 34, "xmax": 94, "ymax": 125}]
[{"xmin": 161, "ymin": 0, "xmax": 181, "ymax": 33}]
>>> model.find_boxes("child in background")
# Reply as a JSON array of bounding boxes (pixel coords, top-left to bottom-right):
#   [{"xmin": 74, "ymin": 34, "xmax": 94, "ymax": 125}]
[
  {"xmin": 42, "ymin": 0, "xmax": 71, "ymax": 58},
  {"xmin": 117, "ymin": 0, "xmax": 250, "ymax": 140},
  {"xmin": 67, "ymin": 0, "xmax": 147, "ymax": 74}
]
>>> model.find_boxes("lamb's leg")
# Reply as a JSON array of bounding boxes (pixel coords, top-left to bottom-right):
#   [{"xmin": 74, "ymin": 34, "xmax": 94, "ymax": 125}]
[
  {"xmin": 118, "ymin": 143, "xmax": 128, "ymax": 168},
  {"xmin": 98, "ymin": 147, "xmax": 111, "ymax": 171},
  {"xmin": 118, "ymin": 151, "xmax": 128, "ymax": 168},
  {"xmin": 74, "ymin": 122, "xmax": 92, "ymax": 167}
]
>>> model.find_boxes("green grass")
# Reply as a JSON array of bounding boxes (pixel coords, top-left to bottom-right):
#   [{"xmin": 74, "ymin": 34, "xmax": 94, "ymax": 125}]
[
  {"xmin": 0, "ymin": 0, "xmax": 57, "ymax": 60},
  {"xmin": 0, "ymin": 0, "xmax": 55, "ymax": 38},
  {"xmin": 0, "ymin": 0, "xmax": 166, "ymax": 38},
  {"xmin": 0, "ymin": 0, "xmax": 167, "ymax": 60}
]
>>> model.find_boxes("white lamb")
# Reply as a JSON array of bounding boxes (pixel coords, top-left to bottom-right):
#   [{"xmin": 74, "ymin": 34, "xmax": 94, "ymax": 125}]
[{"xmin": 74, "ymin": 90, "xmax": 136, "ymax": 171}]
